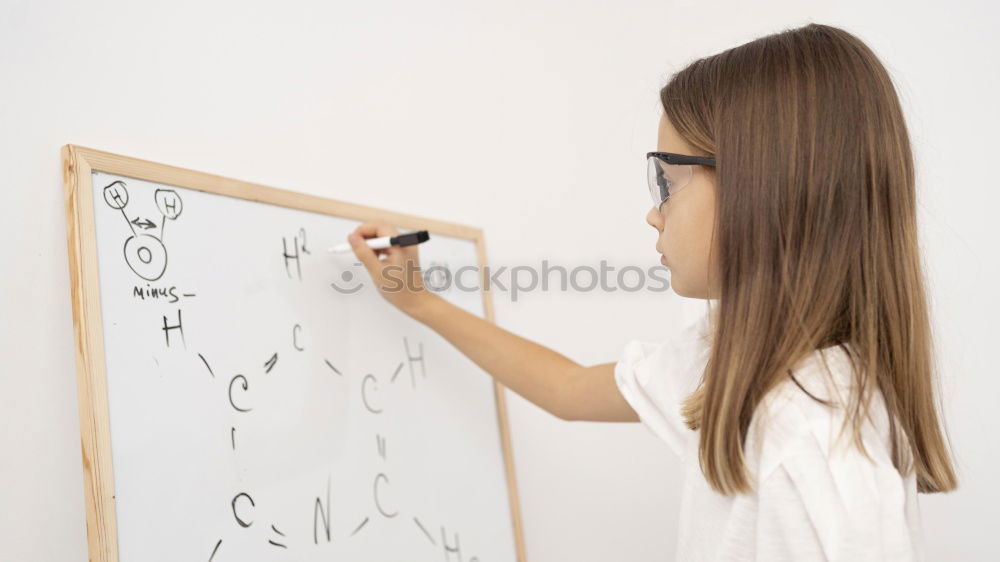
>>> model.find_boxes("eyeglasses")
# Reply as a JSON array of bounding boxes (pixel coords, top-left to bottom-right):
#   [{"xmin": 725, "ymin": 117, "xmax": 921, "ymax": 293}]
[{"xmin": 646, "ymin": 151, "xmax": 716, "ymax": 209}]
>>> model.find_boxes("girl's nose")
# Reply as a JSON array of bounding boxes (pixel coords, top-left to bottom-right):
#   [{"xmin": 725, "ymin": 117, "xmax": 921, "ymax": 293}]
[{"xmin": 646, "ymin": 205, "xmax": 663, "ymax": 230}]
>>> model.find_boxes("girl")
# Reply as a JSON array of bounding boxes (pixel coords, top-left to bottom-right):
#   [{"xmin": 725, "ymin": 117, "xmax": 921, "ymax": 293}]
[{"xmin": 346, "ymin": 22, "xmax": 956, "ymax": 561}]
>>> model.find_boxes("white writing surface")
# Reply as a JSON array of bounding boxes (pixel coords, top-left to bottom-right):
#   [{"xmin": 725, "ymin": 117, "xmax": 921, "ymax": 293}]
[{"xmin": 90, "ymin": 171, "xmax": 516, "ymax": 561}]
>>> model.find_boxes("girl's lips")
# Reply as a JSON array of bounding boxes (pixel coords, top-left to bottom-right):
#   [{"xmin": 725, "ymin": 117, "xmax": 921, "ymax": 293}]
[{"xmin": 660, "ymin": 254, "xmax": 668, "ymax": 265}]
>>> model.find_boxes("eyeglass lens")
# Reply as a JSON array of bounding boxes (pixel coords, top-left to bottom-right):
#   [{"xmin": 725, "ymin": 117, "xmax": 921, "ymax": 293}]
[{"xmin": 647, "ymin": 156, "xmax": 693, "ymax": 207}]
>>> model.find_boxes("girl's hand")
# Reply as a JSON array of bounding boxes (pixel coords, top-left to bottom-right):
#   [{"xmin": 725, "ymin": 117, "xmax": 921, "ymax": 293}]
[{"xmin": 347, "ymin": 221, "xmax": 433, "ymax": 314}]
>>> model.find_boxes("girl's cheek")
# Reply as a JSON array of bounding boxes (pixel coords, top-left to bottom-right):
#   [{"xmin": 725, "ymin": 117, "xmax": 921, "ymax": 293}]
[
  {"xmin": 662, "ymin": 213, "xmax": 682, "ymax": 249},
  {"xmin": 659, "ymin": 222, "xmax": 673, "ymax": 253}
]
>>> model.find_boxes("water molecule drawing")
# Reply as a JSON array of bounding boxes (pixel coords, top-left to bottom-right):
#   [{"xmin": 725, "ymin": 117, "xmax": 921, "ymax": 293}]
[{"xmin": 102, "ymin": 180, "xmax": 184, "ymax": 281}]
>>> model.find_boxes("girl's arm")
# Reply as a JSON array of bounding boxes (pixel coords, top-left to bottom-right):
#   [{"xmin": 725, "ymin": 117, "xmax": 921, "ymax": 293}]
[
  {"xmin": 347, "ymin": 221, "xmax": 639, "ymax": 423},
  {"xmin": 407, "ymin": 293, "xmax": 638, "ymax": 422}
]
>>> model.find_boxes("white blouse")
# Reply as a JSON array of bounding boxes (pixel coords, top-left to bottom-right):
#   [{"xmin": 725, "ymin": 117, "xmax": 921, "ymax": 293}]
[{"xmin": 613, "ymin": 309, "xmax": 923, "ymax": 561}]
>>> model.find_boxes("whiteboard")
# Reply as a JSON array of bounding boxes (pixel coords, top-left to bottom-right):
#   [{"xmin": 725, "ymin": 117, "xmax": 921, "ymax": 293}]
[{"xmin": 64, "ymin": 146, "xmax": 522, "ymax": 562}]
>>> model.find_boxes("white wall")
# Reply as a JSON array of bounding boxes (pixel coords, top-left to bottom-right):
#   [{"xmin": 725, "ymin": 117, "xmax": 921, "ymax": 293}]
[{"xmin": 1, "ymin": 1, "xmax": 996, "ymax": 560}]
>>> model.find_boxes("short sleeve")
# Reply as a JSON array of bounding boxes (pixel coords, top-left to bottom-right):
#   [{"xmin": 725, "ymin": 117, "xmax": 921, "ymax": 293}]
[
  {"xmin": 754, "ymin": 398, "xmax": 921, "ymax": 561},
  {"xmin": 613, "ymin": 311, "xmax": 713, "ymax": 457}
]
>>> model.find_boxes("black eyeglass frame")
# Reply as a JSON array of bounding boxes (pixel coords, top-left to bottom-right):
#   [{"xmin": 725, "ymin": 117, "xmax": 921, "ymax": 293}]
[
  {"xmin": 646, "ymin": 151, "xmax": 717, "ymax": 209},
  {"xmin": 645, "ymin": 151, "xmax": 716, "ymax": 167}
]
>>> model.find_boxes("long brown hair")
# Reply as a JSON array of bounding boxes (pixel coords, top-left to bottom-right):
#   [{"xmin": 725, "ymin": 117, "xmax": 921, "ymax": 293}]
[{"xmin": 662, "ymin": 23, "xmax": 958, "ymax": 495}]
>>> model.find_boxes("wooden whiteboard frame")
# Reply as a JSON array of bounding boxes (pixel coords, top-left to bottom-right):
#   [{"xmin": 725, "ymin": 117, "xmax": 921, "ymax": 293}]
[{"xmin": 62, "ymin": 144, "xmax": 526, "ymax": 562}]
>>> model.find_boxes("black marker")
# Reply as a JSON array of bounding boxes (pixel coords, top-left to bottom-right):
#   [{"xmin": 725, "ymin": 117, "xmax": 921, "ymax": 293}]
[{"xmin": 328, "ymin": 230, "xmax": 430, "ymax": 253}]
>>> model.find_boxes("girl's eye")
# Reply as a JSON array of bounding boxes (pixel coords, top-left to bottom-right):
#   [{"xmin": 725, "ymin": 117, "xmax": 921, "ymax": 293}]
[{"xmin": 660, "ymin": 173, "xmax": 675, "ymax": 192}]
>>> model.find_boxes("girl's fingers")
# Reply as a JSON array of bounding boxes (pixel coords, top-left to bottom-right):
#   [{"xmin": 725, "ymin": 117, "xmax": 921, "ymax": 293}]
[
  {"xmin": 348, "ymin": 232, "xmax": 381, "ymax": 275},
  {"xmin": 345, "ymin": 221, "xmax": 427, "ymax": 308},
  {"xmin": 348, "ymin": 220, "xmax": 410, "ymax": 274}
]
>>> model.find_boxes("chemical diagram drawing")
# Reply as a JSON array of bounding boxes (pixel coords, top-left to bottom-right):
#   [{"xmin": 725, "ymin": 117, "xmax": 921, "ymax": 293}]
[
  {"xmin": 199, "ymin": 326, "xmax": 480, "ymax": 561},
  {"xmin": 126, "ymin": 222, "xmax": 483, "ymax": 560},
  {"xmin": 102, "ymin": 179, "xmax": 184, "ymax": 281}
]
